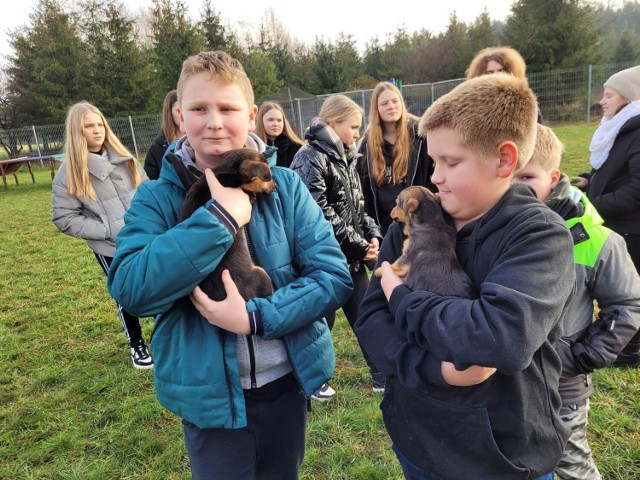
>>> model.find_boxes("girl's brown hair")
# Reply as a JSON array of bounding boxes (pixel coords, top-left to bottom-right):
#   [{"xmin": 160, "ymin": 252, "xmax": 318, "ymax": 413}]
[
  {"xmin": 466, "ymin": 46, "xmax": 527, "ymax": 80},
  {"xmin": 366, "ymin": 81, "xmax": 412, "ymax": 186},
  {"xmin": 161, "ymin": 89, "xmax": 181, "ymax": 142},
  {"xmin": 64, "ymin": 102, "xmax": 141, "ymax": 200}
]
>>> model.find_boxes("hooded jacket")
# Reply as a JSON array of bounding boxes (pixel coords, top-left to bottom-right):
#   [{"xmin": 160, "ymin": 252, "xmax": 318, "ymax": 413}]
[
  {"xmin": 107, "ymin": 134, "xmax": 352, "ymax": 429},
  {"xmin": 585, "ymin": 113, "xmax": 640, "ymax": 235},
  {"xmin": 52, "ymin": 143, "xmax": 148, "ymax": 257},
  {"xmin": 355, "ymin": 183, "xmax": 575, "ymax": 479},
  {"xmin": 356, "ymin": 116, "xmax": 436, "ymax": 234},
  {"xmin": 547, "ymin": 176, "xmax": 640, "ymax": 405},
  {"xmin": 290, "ymin": 119, "xmax": 382, "ymax": 263}
]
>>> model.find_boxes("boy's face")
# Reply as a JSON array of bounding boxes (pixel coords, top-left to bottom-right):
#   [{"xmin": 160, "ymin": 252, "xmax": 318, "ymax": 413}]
[
  {"xmin": 513, "ymin": 162, "xmax": 560, "ymax": 202},
  {"xmin": 179, "ymin": 72, "xmax": 257, "ymax": 169},
  {"xmin": 427, "ymin": 127, "xmax": 512, "ymax": 230}
]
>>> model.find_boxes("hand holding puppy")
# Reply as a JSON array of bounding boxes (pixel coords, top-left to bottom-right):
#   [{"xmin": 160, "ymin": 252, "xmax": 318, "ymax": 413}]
[{"xmin": 205, "ymin": 169, "xmax": 252, "ymax": 227}]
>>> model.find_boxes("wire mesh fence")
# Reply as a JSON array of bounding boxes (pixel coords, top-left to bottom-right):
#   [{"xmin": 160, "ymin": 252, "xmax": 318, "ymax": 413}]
[{"xmin": 0, "ymin": 61, "xmax": 636, "ymax": 161}]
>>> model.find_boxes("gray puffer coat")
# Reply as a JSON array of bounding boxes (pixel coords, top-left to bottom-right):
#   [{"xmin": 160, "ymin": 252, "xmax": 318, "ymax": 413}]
[{"xmin": 52, "ymin": 144, "xmax": 148, "ymax": 257}]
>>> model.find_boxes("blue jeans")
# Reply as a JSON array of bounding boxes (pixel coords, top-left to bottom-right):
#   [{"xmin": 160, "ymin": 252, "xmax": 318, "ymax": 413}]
[{"xmin": 393, "ymin": 445, "xmax": 555, "ymax": 480}]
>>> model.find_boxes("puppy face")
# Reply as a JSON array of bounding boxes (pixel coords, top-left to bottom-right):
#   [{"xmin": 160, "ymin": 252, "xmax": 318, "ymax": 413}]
[
  {"xmin": 213, "ymin": 148, "xmax": 275, "ymax": 194},
  {"xmin": 392, "ymin": 186, "xmax": 442, "ymax": 230}
]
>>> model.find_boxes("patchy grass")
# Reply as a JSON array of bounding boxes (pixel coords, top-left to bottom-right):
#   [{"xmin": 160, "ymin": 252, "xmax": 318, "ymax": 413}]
[{"xmin": 1, "ymin": 125, "xmax": 638, "ymax": 479}]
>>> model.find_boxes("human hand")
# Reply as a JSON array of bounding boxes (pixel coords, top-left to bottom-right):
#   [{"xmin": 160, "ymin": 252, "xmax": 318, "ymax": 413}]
[
  {"xmin": 379, "ymin": 261, "xmax": 404, "ymax": 301},
  {"xmin": 205, "ymin": 169, "xmax": 252, "ymax": 227},
  {"xmin": 440, "ymin": 361, "xmax": 497, "ymax": 386},
  {"xmin": 190, "ymin": 270, "xmax": 251, "ymax": 335},
  {"xmin": 364, "ymin": 237, "xmax": 380, "ymax": 261},
  {"xmin": 569, "ymin": 176, "xmax": 588, "ymax": 189}
]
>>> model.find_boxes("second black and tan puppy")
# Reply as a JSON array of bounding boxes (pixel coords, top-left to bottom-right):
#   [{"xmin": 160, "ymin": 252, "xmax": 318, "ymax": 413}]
[
  {"xmin": 174, "ymin": 148, "xmax": 275, "ymax": 302},
  {"xmin": 376, "ymin": 185, "xmax": 474, "ymax": 298}
]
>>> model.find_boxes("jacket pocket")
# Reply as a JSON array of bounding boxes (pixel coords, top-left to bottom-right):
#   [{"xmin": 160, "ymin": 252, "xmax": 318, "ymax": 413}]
[{"xmin": 382, "ymin": 379, "xmax": 530, "ymax": 480}]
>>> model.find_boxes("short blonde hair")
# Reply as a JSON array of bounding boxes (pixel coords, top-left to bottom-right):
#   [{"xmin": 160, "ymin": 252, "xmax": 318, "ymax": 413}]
[
  {"xmin": 177, "ymin": 51, "xmax": 254, "ymax": 107},
  {"xmin": 318, "ymin": 95, "xmax": 363, "ymax": 124},
  {"xmin": 529, "ymin": 124, "xmax": 564, "ymax": 172},
  {"xmin": 466, "ymin": 46, "xmax": 527, "ymax": 80},
  {"xmin": 419, "ymin": 73, "xmax": 538, "ymax": 170}
]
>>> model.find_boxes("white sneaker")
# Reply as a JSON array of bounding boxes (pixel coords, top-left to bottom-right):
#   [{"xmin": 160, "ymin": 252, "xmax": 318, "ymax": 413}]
[{"xmin": 311, "ymin": 382, "xmax": 336, "ymax": 402}]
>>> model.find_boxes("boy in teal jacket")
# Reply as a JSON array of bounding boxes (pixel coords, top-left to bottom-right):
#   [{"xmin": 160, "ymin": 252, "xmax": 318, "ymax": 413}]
[
  {"xmin": 107, "ymin": 51, "xmax": 352, "ymax": 480},
  {"xmin": 514, "ymin": 124, "xmax": 640, "ymax": 480}
]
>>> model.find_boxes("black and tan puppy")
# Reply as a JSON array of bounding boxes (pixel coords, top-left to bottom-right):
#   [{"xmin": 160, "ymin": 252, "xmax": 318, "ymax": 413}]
[
  {"xmin": 174, "ymin": 148, "xmax": 275, "ymax": 302},
  {"xmin": 375, "ymin": 185, "xmax": 474, "ymax": 298}
]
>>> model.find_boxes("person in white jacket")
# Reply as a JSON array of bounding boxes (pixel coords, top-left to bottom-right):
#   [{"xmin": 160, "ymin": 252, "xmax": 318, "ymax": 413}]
[{"xmin": 52, "ymin": 101, "xmax": 151, "ymax": 369}]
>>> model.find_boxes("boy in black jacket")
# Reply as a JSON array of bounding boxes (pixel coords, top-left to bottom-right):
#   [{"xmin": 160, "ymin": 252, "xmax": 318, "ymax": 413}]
[{"xmin": 355, "ymin": 73, "xmax": 575, "ymax": 480}]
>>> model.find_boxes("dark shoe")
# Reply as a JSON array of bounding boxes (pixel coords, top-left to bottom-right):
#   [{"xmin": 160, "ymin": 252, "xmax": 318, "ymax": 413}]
[
  {"xmin": 131, "ymin": 340, "xmax": 154, "ymax": 370},
  {"xmin": 372, "ymin": 371, "xmax": 386, "ymax": 393},
  {"xmin": 311, "ymin": 382, "xmax": 335, "ymax": 402}
]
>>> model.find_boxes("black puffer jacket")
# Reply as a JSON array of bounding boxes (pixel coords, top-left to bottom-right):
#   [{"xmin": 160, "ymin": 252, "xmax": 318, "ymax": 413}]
[
  {"xmin": 290, "ymin": 119, "xmax": 382, "ymax": 262},
  {"xmin": 144, "ymin": 130, "xmax": 170, "ymax": 180}
]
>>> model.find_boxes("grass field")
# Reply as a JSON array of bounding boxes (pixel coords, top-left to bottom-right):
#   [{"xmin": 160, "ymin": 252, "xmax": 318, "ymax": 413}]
[{"xmin": 0, "ymin": 123, "xmax": 638, "ymax": 479}]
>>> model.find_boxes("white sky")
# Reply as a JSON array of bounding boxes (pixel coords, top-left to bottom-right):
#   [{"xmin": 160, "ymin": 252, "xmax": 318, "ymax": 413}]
[{"xmin": 0, "ymin": 0, "xmax": 624, "ymax": 59}]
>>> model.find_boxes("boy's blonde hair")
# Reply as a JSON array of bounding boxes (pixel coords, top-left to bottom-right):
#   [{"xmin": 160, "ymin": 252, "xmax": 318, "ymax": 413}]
[
  {"xmin": 419, "ymin": 73, "xmax": 538, "ymax": 170},
  {"xmin": 466, "ymin": 46, "xmax": 527, "ymax": 80},
  {"xmin": 177, "ymin": 51, "xmax": 254, "ymax": 107},
  {"xmin": 64, "ymin": 101, "xmax": 141, "ymax": 200},
  {"xmin": 529, "ymin": 124, "xmax": 564, "ymax": 173},
  {"xmin": 318, "ymin": 95, "xmax": 363, "ymax": 124},
  {"xmin": 366, "ymin": 81, "xmax": 413, "ymax": 186}
]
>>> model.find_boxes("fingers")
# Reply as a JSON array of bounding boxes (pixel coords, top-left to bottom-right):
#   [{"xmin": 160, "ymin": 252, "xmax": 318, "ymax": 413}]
[
  {"xmin": 221, "ymin": 269, "xmax": 239, "ymax": 296},
  {"xmin": 205, "ymin": 168, "xmax": 220, "ymax": 196}
]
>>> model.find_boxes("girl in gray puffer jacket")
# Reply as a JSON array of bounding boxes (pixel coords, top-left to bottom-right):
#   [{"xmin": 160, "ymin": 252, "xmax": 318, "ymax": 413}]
[{"xmin": 52, "ymin": 101, "xmax": 151, "ymax": 369}]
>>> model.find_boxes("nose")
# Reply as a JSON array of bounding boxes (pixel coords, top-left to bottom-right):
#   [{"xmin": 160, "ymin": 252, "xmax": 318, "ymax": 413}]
[
  {"xmin": 431, "ymin": 163, "xmax": 443, "ymax": 185},
  {"xmin": 207, "ymin": 112, "xmax": 223, "ymax": 129}
]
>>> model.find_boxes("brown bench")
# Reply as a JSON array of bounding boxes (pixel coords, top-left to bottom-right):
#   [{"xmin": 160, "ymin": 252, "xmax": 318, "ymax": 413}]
[{"xmin": 0, "ymin": 155, "xmax": 59, "ymax": 190}]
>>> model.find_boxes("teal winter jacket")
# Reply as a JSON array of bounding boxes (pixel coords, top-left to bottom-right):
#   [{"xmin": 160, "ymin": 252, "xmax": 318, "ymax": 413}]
[{"xmin": 107, "ymin": 144, "xmax": 352, "ymax": 429}]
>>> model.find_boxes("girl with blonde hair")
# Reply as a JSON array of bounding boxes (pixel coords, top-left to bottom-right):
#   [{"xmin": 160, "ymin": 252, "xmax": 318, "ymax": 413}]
[
  {"xmin": 52, "ymin": 101, "xmax": 151, "ymax": 369},
  {"xmin": 357, "ymin": 81, "xmax": 435, "ymax": 234},
  {"xmin": 255, "ymin": 101, "xmax": 304, "ymax": 168},
  {"xmin": 291, "ymin": 94, "xmax": 384, "ymax": 399}
]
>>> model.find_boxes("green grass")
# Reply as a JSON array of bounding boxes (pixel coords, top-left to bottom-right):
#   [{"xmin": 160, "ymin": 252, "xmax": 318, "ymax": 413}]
[{"xmin": 1, "ymin": 124, "xmax": 638, "ymax": 479}]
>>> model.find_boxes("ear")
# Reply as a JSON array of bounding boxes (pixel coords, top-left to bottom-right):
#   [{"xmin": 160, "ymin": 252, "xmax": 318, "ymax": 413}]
[
  {"xmin": 248, "ymin": 104, "xmax": 258, "ymax": 132},
  {"xmin": 550, "ymin": 169, "xmax": 562, "ymax": 189},
  {"xmin": 433, "ymin": 192, "xmax": 442, "ymax": 204},
  {"xmin": 404, "ymin": 198, "xmax": 419, "ymax": 215},
  {"xmin": 178, "ymin": 106, "xmax": 185, "ymax": 134},
  {"xmin": 496, "ymin": 141, "xmax": 518, "ymax": 178}
]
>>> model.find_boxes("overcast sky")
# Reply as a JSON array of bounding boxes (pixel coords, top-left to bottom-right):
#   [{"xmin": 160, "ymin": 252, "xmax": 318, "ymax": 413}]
[{"xmin": 0, "ymin": 0, "xmax": 624, "ymax": 60}]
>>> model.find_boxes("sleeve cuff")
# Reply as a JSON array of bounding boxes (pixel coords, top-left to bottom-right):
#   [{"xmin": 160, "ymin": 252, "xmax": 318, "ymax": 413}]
[
  {"xmin": 248, "ymin": 310, "xmax": 264, "ymax": 335},
  {"xmin": 207, "ymin": 199, "xmax": 239, "ymax": 235}
]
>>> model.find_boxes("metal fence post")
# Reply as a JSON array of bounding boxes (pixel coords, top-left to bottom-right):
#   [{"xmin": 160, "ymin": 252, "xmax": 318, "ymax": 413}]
[
  {"xmin": 31, "ymin": 125, "xmax": 44, "ymax": 166},
  {"xmin": 586, "ymin": 64, "xmax": 593, "ymax": 124},
  {"xmin": 431, "ymin": 83, "xmax": 435, "ymax": 105},
  {"xmin": 129, "ymin": 116, "xmax": 139, "ymax": 158},
  {"xmin": 296, "ymin": 99, "xmax": 303, "ymax": 138}
]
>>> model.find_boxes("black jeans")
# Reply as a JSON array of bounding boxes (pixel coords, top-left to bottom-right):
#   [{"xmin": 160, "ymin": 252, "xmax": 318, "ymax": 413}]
[
  {"xmin": 182, "ymin": 373, "xmax": 307, "ymax": 480},
  {"xmin": 326, "ymin": 267, "xmax": 380, "ymax": 375},
  {"xmin": 94, "ymin": 252, "xmax": 143, "ymax": 346}
]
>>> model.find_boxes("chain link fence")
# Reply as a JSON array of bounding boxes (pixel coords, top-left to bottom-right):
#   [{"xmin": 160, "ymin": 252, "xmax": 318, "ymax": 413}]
[{"xmin": 0, "ymin": 61, "xmax": 636, "ymax": 162}]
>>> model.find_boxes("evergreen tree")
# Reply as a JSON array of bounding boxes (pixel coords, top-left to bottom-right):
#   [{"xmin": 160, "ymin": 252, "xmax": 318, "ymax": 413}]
[
  {"xmin": 81, "ymin": 0, "xmax": 151, "ymax": 116},
  {"xmin": 7, "ymin": 0, "xmax": 87, "ymax": 124},
  {"xmin": 503, "ymin": 0, "xmax": 602, "ymax": 71},
  {"xmin": 242, "ymin": 50, "xmax": 282, "ymax": 103},
  {"xmin": 150, "ymin": 0, "xmax": 205, "ymax": 107}
]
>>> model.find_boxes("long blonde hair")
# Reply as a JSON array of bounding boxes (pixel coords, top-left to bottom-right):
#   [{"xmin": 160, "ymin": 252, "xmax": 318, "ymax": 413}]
[
  {"xmin": 255, "ymin": 102, "xmax": 303, "ymax": 146},
  {"xmin": 366, "ymin": 82, "xmax": 412, "ymax": 186},
  {"xmin": 64, "ymin": 102, "xmax": 141, "ymax": 200}
]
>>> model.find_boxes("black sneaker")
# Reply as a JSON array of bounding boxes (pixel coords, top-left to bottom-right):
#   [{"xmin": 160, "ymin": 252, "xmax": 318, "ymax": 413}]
[
  {"xmin": 130, "ymin": 340, "xmax": 154, "ymax": 370},
  {"xmin": 311, "ymin": 382, "xmax": 336, "ymax": 402},
  {"xmin": 372, "ymin": 372, "xmax": 386, "ymax": 393}
]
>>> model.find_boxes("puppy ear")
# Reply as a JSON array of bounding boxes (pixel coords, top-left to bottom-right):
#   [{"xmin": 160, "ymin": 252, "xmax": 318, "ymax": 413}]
[
  {"xmin": 404, "ymin": 198, "xmax": 419, "ymax": 215},
  {"xmin": 434, "ymin": 192, "xmax": 442, "ymax": 204}
]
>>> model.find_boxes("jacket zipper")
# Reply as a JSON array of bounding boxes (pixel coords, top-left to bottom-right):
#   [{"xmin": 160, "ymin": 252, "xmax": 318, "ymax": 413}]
[
  {"xmin": 221, "ymin": 330, "xmax": 237, "ymax": 427},
  {"xmin": 243, "ymin": 226, "xmax": 259, "ymax": 389}
]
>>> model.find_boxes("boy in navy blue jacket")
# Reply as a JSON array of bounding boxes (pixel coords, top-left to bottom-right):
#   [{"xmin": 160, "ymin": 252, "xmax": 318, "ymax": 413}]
[{"xmin": 355, "ymin": 73, "xmax": 575, "ymax": 479}]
